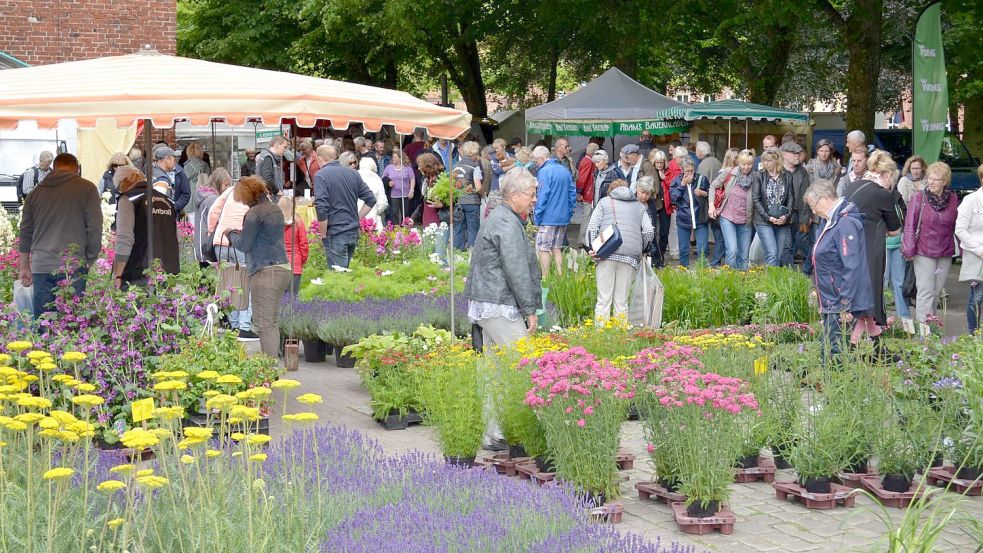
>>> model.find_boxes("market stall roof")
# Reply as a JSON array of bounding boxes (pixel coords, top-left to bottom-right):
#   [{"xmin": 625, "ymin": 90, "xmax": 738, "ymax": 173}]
[
  {"xmin": 654, "ymin": 99, "xmax": 809, "ymax": 123},
  {"xmin": 525, "ymin": 67, "xmax": 687, "ymax": 136},
  {"xmin": 0, "ymin": 48, "xmax": 471, "ymax": 138}
]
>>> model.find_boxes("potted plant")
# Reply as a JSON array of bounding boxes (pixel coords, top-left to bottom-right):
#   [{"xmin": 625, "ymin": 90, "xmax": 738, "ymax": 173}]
[
  {"xmin": 525, "ymin": 347, "xmax": 631, "ymax": 503},
  {"xmin": 875, "ymin": 400, "xmax": 930, "ymax": 493},
  {"xmin": 787, "ymin": 385, "xmax": 867, "ymax": 494},
  {"xmin": 417, "ymin": 345, "xmax": 484, "ymax": 466}
]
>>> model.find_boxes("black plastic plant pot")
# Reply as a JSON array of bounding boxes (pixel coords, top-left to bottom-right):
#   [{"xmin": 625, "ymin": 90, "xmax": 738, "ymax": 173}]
[
  {"xmin": 380, "ymin": 409, "xmax": 409, "ymax": 431},
  {"xmin": 658, "ymin": 477, "xmax": 681, "ymax": 493},
  {"xmin": 534, "ymin": 455, "xmax": 556, "ymax": 473},
  {"xmin": 845, "ymin": 458, "xmax": 869, "ymax": 474},
  {"xmin": 444, "ymin": 455, "xmax": 476, "ymax": 467},
  {"xmin": 335, "ymin": 348, "xmax": 356, "ymax": 368},
  {"xmin": 301, "ymin": 339, "xmax": 326, "ymax": 363},
  {"xmin": 626, "ymin": 405, "xmax": 640, "ymax": 421},
  {"xmin": 577, "ymin": 489, "xmax": 606, "ymax": 507},
  {"xmin": 881, "ymin": 473, "xmax": 912, "ymax": 493},
  {"xmin": 735, "ymin": 454, "xmax": 759, "ymax": 469},
  {"xmin": 956, "ymin": 466, "xmax": 983, "ymax": 481},
  {"xmin": 773, "ymin": 454, "xmax": 792, "ymax": 470},
  {"xmin": 686, "ymin": 500, "xmax": 720, "ymax": 519},
  {"xmin": 802, "ymin": 476, "xmax": 832, "ymax": 494},
  {"xmin": 930, "ymin": 453, "xmax": 945, "ymax": 468},
  {"xmin": 508, "ymin": 443, "xmax": 528, "ymax": 459}
]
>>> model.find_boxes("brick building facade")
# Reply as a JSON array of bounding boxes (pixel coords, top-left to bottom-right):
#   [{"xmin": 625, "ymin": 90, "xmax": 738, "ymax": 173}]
[{"xmin": 0, "ymin": 0, "xmax": 176, "ymax": 66}]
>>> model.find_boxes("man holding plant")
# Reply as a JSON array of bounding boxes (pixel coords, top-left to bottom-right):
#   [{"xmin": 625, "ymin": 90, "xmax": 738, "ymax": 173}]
[{"xmin": 804, "ymin": 180, "xmax": 873, "ymax": 364}]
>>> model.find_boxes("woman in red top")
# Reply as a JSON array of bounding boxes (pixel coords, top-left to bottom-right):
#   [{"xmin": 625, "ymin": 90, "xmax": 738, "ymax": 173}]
[
  {"xmin": 418, "ymin": 152, "xmax": 446, "ymax": 227},
  {"xmin": 278, "ymin": 196, "xmax": 309, "ymax": 296}
]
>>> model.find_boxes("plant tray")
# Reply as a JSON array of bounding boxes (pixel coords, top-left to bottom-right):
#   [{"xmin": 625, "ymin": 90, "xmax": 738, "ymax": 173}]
[
  {"xmin": 773, "ymin": 481, "xmax": 857, "ymax": 510},
  {"xmin": 376, "ymin": 410, "xmax": 424, "ymax": 431},
  {"xmin": 924, "ymin": 466, "xmax": 983, "ymax": 496},
  {"xmin": 734, "ymin": 456, "xmax": 776, "ymax": 483},
  {"xmin": 636, "ymin": 481, "xmax": 687, "ymax": 505},
  {"xmin": 859, "ymin": 475, "xmax": 924, "ymax": 508},
  {"xmin": 530, "ymin": 471, "xmax": 556, "ymax": 486},
  {"xmin": 670, "ymin": 501, "xmax": 735, "ymax": 535},
  {"xmin": 835, "ymin": 470, "xmax": 877, "ymax": 489},
  {"xmin": 98, "ymin": 445, "xmax": 155, "ymax": 462},
  {"xmin": 616, "ymin": 449, "xmax": 635, "ymax": 470},
  {"xmin": 483, "ymin": 454, "xmax": 533, "ymax": 477},
  {"xmin": 589, "ymin": 501, "xmax": 624, "ymax": 524}
]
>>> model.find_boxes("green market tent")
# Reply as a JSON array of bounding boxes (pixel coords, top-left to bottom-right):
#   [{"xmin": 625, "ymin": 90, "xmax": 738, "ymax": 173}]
[
  {"xmin": 525, "ymin": 67, "xmax": 688, "ymax": 137},
  {"xmin": 653, "ymin": 99, "xmax": 809, "ymax": 123}
]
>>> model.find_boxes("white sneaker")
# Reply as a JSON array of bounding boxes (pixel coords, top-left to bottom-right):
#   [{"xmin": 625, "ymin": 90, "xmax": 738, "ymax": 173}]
[
  {"xmin": 901, "ymin": 318, "xmax": 915, "ymax": 335},
  {"xmin": 918, "ymin": 323, "xmax": 931, "ymax": 337}
]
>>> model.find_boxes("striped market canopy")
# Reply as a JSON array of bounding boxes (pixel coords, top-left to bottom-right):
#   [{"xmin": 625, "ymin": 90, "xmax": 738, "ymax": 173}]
[
  {"xmin": 654, "ymin": 99, "xmax": 809, "ymax": 123},
  {"xmin": 0, "ymin": 49, "xmax": 471, "ymax": 138}
]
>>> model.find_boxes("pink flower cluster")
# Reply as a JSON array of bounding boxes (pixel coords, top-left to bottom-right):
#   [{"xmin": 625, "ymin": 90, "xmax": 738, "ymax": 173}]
[
  {"xmin": 361, "ymin": 218, "xmax": 422, "ymax": 258},
  {"xmin": 651, "ymin": 366, "xmax": 760, "ymax": 416},
  {"xmin": 523, "ymin": 347, "xmax": 633, "ymax": 420},
  {"xmin": 177, "ymin": 221, "xmax": 195, "ymax": 238},
  {"xmin": 626, "ymin": 343, "xmax": 704, "ymax": 381}
]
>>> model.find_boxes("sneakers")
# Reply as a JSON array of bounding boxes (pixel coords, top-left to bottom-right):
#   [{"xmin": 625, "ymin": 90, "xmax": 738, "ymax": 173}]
[
  {"xmin": 237, "ymin": 329, "xmax": 260, "ymax": 342},
  {"xmin": 901, "ymin": 317, "xmax": 916, "ymax": 335}
]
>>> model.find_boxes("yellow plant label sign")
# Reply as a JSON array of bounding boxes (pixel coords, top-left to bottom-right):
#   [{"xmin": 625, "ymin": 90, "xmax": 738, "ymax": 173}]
[
  {"xmin": 754, "ymin": 356, "xmax": 769, "ymax": 375},
  {"xmin": 131, "ymin": 398, "xmax": 154, "ymax": 422}
]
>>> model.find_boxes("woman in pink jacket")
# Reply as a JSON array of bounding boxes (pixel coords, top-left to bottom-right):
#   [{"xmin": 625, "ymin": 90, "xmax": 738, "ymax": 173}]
[
  {"xmin": 902, "ymin": 161, "xmax": 959, "ymax": 335},
  {"xmin": 208, "ymin": 184, "xmax": 256, "ymax": 341}
]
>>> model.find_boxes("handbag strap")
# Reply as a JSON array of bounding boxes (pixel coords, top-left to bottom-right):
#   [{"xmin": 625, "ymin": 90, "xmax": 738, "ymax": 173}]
[
  {"xmin": 608, "ymin": 195, "xmax": 618, "ymax": 225},
  {"xmin": 914, "ymin": 192, "xmax": 927, "ymax": 241}
]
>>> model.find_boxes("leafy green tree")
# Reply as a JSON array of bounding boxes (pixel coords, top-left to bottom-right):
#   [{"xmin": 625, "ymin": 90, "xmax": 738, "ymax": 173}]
[{"xmin": 943, "ymin": 0, "xmax": 983, "ymax": 157}]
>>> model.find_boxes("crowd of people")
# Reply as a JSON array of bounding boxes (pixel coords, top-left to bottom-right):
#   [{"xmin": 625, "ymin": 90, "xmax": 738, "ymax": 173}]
[{"xmin": 14, "ymin": 127, "xmax": 983, "ymax": 373}]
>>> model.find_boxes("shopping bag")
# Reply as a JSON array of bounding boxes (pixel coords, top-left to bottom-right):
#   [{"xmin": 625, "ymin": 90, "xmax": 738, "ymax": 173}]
[
  {"xmin": 628, "ymin": 257, "xmax": 664, "ymax": 328},
  {"xmin": 216, "ymin": 246, "xmax": 250, "ymax": 310},
  {"xmin": 13, "ymin": 279, "xmax": 33, "ymax": 316}
]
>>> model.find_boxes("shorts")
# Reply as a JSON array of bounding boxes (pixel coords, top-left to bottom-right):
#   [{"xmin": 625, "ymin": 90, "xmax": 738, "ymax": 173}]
[{"xmin": 535, "ymin": 225, "xmax": 567, "ymax": 251}]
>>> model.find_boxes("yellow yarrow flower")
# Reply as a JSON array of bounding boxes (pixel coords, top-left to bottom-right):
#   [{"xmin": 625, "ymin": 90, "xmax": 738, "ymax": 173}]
[
  {"xmin": 74, "ymin": 383, "xmax": 97, "ymax": 393},
  {"xmin": 248, "ymin": 453, "xmax": 267, "ymax": 463},
  {"xmin": 202, "ymin": 390, "xmax": 221, "ymax": 398},
  {"xmin": 43, "ymin": 467, "xmax": 75, "ymax": 481},
  {"xmin": 71, "ymin": 394, "xmax": 105, "ymax": 408},
  {"xmin": 270, "ymin": 378, "xmax": 301, "ymax": 391},
  {"xmin": 296, "ymin": 393, "xmax": 322, "ymax": 405},
  {"xmin": 51, "ymin": 374, "xmax": 74, "ymax": 384},
  {"xmin": 150, "ymin": 428, "xmax": 172, "ymax": 439},
  {"xmin": 120, "ymin": 429, "xmax": 159, "ymax": 450},
  {"xmin": 205, "ymin": 394, "xmax": 238, "ymax": 411},
  {"xmin": 230, "ymin": 405, "xmax": 259, "ymax": 421},
  {"xmin": 205, "ymin": 449, "xmax": 221, "ymax": 458},
  {"xmin": 135, "ymin": 475, "xmax": 168, "ymax": 489},
  {"xmin": 49, "ymin": 410, "xmax": 78, "ymax": 424},
  {"xmin": 110, "ymin": 464, "xmax": 135, "ymax": 475},
  {"xmin": 2, "ymin": 420, "xmax": 27, "ymax": 432},
  {"xmin": 177, "ymin": 438, "xmax": 205, "ymax": 450},
  {"xmin": 97, "ymin": 480, "xmax": 126, "ymax": 493},
  {"xmin": 195, "ymin": 370, "xmax": 220, "ymax": 380},
  {"xmin": 135, "ymin": 468, "xmax": 154, "ymax": 478},
  {"xmin": 216, "ymin": 374, "xmax": 242, "ymax": 385},
  {"xmin": 16, "ymin": 396, "xmax": 52, "ymax": 410},
  {"xmin": 106, "ymin": 518, "xmax": 125, "ymax": 529},
  {"xmin": 15, "ymin": 412, "xmax": 45, "ymax": 424},
  {"xmin": 246, "ymin": 434, "xmax": 271, "ymax": 446},
  {"xmin": 180, "ymin": 454, "xmax": 195, "ymax": 464},
  {"xmin": 283, "ymin": 412, "xmax": 319, "ymax": 423},
  {"xmin": 182, "ymin": 427, "xmax": 212, "ymax": 440},
  {"xmin": 153, "ymin": 380, "xmax": 187, "ymax": 392},
  {"xmin": 151, "ymin": 406, "xmax": 184, "ymax": 420},
  {"xmin": 61, "ymin": 351, "xmax": 87, "ymax": 363},
  {"xmin": 39, "ymin": 417, "xmax": 59, "ymax": 429},
  {"xmin": 230, "ymin": 432, "xmax": 246, "ymax": 441},
  {"xmin": 0, "ymin": 353, "xmax": 11, "ymax": 365},
  {"xmin": 26, "ymin": 350, "xmax": 49, "ymax": 360},
  {"xmin": 35, "ymin": 362, "xmax": 58, "ymax": 372},
  {"xmin": 6, "ymin": 341, "xmax": 32, "ymax": 352}
]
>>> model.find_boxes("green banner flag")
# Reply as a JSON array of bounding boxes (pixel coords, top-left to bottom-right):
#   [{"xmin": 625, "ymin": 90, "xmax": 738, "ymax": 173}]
[{"xmin": 913, "ymin": 3, "xmax": 948, "ymax": 164}]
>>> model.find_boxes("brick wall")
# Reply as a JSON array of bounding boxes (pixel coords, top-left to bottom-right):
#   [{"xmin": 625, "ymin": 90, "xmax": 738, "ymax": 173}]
[{"xmin": 0, "ymin": 0, "xmax": 176, "ymax": 66}]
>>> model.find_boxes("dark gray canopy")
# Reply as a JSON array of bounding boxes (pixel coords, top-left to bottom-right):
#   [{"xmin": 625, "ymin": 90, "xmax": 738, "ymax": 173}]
[{"xmin": 526, "ymin": 67, "xmax": 684, "ymax": 122}]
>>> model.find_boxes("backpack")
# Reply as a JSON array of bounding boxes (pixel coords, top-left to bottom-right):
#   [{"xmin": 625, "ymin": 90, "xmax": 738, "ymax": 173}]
[{"xmin": 17, "ymin": 167, "xmax": 39, "ymax": 201}]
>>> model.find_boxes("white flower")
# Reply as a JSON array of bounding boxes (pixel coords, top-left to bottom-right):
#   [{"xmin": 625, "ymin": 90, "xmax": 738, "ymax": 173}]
[
  {"xmin": 329, "ymin": 266, "xmax": 351, "ymax": 273},
  {"xmin": 426, "ymin": 275, "xmax": 438, "ymax": 282},
  {"xmin": 380, "ymin": 270, "xmax": 394, "ymax": 277},
  {"xmin": 310, "ymin": 278, "xmax": 324, "ymax": 285},
  {"xmin": 101, "ymin": 191, "xmax": 111, "ymax": 201},
  {"xmin": 428, "ymin": 253, "xmax": 442, "ymax": 264}
]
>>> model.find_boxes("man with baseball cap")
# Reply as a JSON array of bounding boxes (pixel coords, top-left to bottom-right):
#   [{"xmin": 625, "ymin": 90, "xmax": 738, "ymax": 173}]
[
  {"xmin": 779, "ymin": 140, "xmax": 813, "ymax": 273},
  {"xmin": 152, "ymin": 145, "xmax": 191, "ymax": 214},
  {"xmin": 616, "ymin": 144, "xmax": 645, "ymax": 190}
]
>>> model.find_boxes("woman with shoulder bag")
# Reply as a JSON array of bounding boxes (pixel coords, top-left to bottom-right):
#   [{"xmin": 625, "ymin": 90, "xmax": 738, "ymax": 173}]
[
  {"xmin": 751, "ymin": 148, "xmax": 794, "ymax": 267},
  {"xmin": 208, "ymin": 176, "xmax": 256, "ymax": 341},
  {"xmin": 880, "ymin": 165, "xmax": 914, "ymax": 333},
  {"xmin": 710, "ymin": 149, "xmax": 755, "ymax": 270},
  {"xmin": 902, "ymin": 161, "xmax": 958, "ymax": 336},
  {"xmin": 707, "ymin": 148, "xmax": 739, "ymax": 267},
  {"xmin": 585, "ymin": 179, "xmax": 654, "ymax": 323}
]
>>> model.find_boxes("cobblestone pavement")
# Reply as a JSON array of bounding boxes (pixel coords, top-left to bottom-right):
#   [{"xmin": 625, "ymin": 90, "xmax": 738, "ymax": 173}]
[{"xmin": 269, "ymin": 353, "xmax": 983, "ymax": 553}]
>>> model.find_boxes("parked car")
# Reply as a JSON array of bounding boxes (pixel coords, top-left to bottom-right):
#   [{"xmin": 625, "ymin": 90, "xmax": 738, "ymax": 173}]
[{"xmin": 812, "ymin": 129, "xmax": 980, "ymax": 194}]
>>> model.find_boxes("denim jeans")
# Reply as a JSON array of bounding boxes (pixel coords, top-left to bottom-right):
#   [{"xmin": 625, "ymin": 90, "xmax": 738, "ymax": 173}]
[
  {"xmin": 324, "ymin": 230, "xmax": 359, "ymax": 269},
  {"xmin": 755, "ymin": 224, "xmax": 791, "ymax": 267},
  {"xmin": 968, "ymin": 282, "xmax": 983, "ymax": 334},
  {"xmin": 884, "ymin": 247, "xmax": 912, "ymax": 319},
  {"xmin": 453, "ymin": 204, "xmax": 481, "ymax": 250},
  {"xmin": 821, "ymin": 312, "xmax": 850, "ymax": 367},
  {"xmin": 435, "ymin": 227, "xmax": 450, "ymax": 265},
  {"xmin": 709, "ymin": 219, "xmax": 726, "ymax": 267},
  {"xmin": 676, "ymin": 225, "xmax": 708, "ymax": 268},
  {"xmin": 215, "ymin": 245, "xmax": 253, "ymax": 331},
  {"xmin": 719, "ymin": 217, "xmax": 752, "ymax": 270},
  {"xmin": 32, "ymin": 269, "xmax": 87, "ymax": 319}
]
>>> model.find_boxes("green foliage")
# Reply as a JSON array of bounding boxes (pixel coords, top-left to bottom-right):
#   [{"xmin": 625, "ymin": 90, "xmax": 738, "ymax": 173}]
[
  {"xmin": 299, "ymin": 258, "xmax": 466, "ymax": 302},
  {"xmin": 543, "ymin": 261, "xmax": 597, "ymax": 328},
  {"xmin": 424, "ymin": 173, "xmax": 461, "ymax": 206},
  {"xmin": 484, "ymin": 348, "xmax": 547, "ymax": 458},
  {"xmin": 416, "ymin": 346, "xmax": 485, "ymax": 458}
]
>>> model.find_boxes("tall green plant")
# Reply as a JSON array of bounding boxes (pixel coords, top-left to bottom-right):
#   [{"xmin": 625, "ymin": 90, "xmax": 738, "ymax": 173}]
[{"xmin": 417, "ymin": 346, "xmax": 485, "ymax": 458}]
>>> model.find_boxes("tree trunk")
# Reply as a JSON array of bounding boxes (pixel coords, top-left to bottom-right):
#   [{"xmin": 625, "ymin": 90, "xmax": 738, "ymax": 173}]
[
  {"xmin": 546, "ymin": 46, "xmax": 559, "ymax": 102},
  {"xmin": 383, "ymin": 58, "xmax": 399, "ymax": 90},
  {"xmin": 963, "ymin": 94, "xmax": 983, "ymax": 161},
  {"xmin": 841, "ymin": 0, "xmax": 882, "ymax": 139},
  {"xmin": 450, "ymin": 37, "xmax": 487, "ymax": 118}
]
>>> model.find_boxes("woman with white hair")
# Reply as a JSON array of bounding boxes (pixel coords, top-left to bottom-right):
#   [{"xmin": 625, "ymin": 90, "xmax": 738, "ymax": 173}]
[
  {"xmin": 357, "ymin": 155, "xmax": 388, "ymax": 230},
  {"xmin": 100, "ymin": 152, "xmax": 131, "ymax": 202},
  {"xmin": 592, "ymin": 149, "xmax": 619, "ymax": 203}
]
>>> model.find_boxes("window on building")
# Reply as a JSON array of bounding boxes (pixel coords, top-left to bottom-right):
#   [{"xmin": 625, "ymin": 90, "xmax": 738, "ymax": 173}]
[{"xmin": 675, "ymin": 93, "xmax": 691, "ymax": 104}]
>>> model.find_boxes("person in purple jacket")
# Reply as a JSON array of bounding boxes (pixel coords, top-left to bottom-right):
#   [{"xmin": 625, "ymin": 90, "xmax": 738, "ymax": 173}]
[
  {"xmin": 902, "ymin": 161, "xmax": 959, "ymax": 336},
  {"xmin": 806, "ymin": 180, "xmax": 873, "ymax": 365}
]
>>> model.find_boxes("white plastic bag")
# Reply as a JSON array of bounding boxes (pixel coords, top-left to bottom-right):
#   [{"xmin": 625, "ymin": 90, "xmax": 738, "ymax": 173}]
[
  {"xmin": 628, "ymin": 258, "xmax": 664, "ymax": 328},
  {"xmin": 13, "ymin": 279, "xmax": 33, "ymax": 316}
]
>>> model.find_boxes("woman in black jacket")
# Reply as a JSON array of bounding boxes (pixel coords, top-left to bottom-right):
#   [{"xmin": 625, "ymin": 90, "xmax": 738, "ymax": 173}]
[{"xmin": 751, "ymin": 149, "xmax": 794, "ymax": 267}]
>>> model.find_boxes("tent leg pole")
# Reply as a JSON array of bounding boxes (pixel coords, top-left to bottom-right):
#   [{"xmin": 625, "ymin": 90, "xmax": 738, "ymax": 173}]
[
  {"xmin": 448, "ymin": 143, "xmax": 456, "ymax": 335},
  {"xmin": 728, "ymin": 120, "xmax": 731, "ymax": 149},
  {"xmin": 745, "ymin": 119, "xmax": 749, "ymax": 150},
  {"xmin": 143, "ymin": 119, "xmax": 154, "ymax": 292}
]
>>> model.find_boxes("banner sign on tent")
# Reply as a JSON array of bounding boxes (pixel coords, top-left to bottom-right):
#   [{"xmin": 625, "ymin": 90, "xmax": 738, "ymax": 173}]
[
  {"xmin": 526, "ymin": 119, "xmax": 687, "ymax": 137},
  {"xmin": 913, "ymin": 2, "xmax": 947, "ymax": 165}
]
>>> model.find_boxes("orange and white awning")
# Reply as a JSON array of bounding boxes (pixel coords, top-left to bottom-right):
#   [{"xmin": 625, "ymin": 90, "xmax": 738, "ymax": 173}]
[{"xmin": 0, "ymin": 49, "xmax": 471, "ymax": 138}]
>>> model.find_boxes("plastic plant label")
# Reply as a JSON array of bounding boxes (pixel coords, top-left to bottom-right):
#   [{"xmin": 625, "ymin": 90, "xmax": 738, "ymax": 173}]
[
  {"xmin": 131, "ymin": 398, "xmax": 155, "ymax": 422},
  {"xmin": 754, "ymin": 356, "xmax": 768, "ymax": 375}
]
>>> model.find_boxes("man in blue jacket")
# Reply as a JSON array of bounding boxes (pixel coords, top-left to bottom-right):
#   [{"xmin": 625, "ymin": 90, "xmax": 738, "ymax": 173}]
[
  {"xmin": 805, "ymin": 179, "xmax": 873, "ymax": 365},
  {"xmin": 151, "ymin": 146, "xmax": 191, "ymax": 214},
  {"xmin": 532, "ymin": 145, "xmax": 575, "ymax": 276}
]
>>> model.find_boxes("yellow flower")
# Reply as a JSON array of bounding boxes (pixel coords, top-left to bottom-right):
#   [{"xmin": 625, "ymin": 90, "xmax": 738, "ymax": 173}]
[
  {"xmin": 180, "ymin": 454, "xmax": 195, "ymax": 464},
  {"xmin": 296, "ymin": 393, "xmax": 322, "ymax": 405},
  {"xmin": 230, "ymin": 432, "xmax": 246, "ymax": 441},
  {"xmin": 26, "ymin": 350, "xmax": 49, "ymax": 360},
  {"xmin": 182, "ymin": 427, "xmax": 213, "ymax": 440},
  {"xmin": 177, "ymin": 438, "xmax": 204, "ymax": 450},
  {"xmin": 16, "ymin": 396, "xmax": 52, "ymax": 410},
  {"xmin": 0, "ymin": 353, "xmax": 11, "ymax": 365},
  {"xmin": 6, "ymin": 341, "xmax": 32, "ymax": 352},
  {"xmin": 195, "ymin": 370, "xmax": 220, "ymax": 380},
  {"xmin": 120, "ymin": 428, "xmax": 159, "ymax": 450},
  {"xmin": 246, "ymin": 434, "xmax": 271, "ymax": 446},
  {"xmin": 71, "ymin": 394, "xmax": 105, "ymax": 408},
  {"xmin": 39, "ymin": 417, "xmax": 59, "ymax": 429},
  {"xmin": 97, "ymin": 480, "xmax": 126, "ymax": 493},
  {"xmin": 49, "ymin": 410, "xmax": 78, "ymax": 424},
  {"xmin": 282, "ymin": 412, "xmax": 319, "ymax": 423},
  {"xmin": 135, "ymin": 468, "xmax": 154, "ymax": 478},
  {"xmin": 270, "ymin": 379, "xmax": 301, "ymax": 391},
  {"xmin": 205, "ymin": 394, "xmax": 238, "ymax": 411},
  {"xmin": 205, "ymin": 449, "xmax": 221, "ymax": 458},
  {"xmin": 0, "ymin": 440, "xmax": 6, "ymax": 447},
  {"xmin": 150, "ymin": 428, "xmax": 172, "ymax": 439},
  {"xmin": 153, "ymin": 380, "xmax": 187, "ymax": 392},
  {"xmin": 230, "ymin": 405, "xmax": 259, "ymax": 421},
  {"xmin": 109, "ymin": 464, "xmax": 134, "ymax": 475},
  {"xmin": 61, "ymin": 351, "xmax": 87, "ymax": 363},
  {"xmin": 2, "ymin": 420, "xmax": 27, "ymax": 432},
  {"xmin": 202, "ymin": 390, "xmax": 220, "ymax": 398},
  {"xmin": 51, "ymin": 374, "xmax": 74, "ymax": 384},
  {"xmin": 35, "ymin": 362, "xmax": 58, "ymax": 372},
  {"xmin": 60, "ymin": 378, "xmax": 81, "ymax": 388},
  {"xmin": 74, "ymin": 383, "xmax": 96, "ymax": 393},
  {"xmin": 106, "ymin": 518, "xmax": 125, "ymax": 529},
  {"xmin": 15, "ymin": 412, "xmax": 45, "ymax": 424},
  {"xmin": 151, "ymin": 406, "xmax": 184, "ymax": 421},
  {"xmin": 248, "ymin": 453, "xmax": 267, "ymax": 463},
  {"xmin": 135, "ymin": 475, "xmax": 168, "ymax": 489},
  {"xmin": 43, "ymin": 467, "xmax": 75, "ymax": 481},
  {"xmin": 216, "ymin": 374, "xmax": 243, "ymax": 385},
  {"xmin": 164, "ymin": 370, "xmax": 189, "ymax": 380},
  {"xmin": 232, "ymin": 451, "xmax": 242, "ymax": 458}
]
